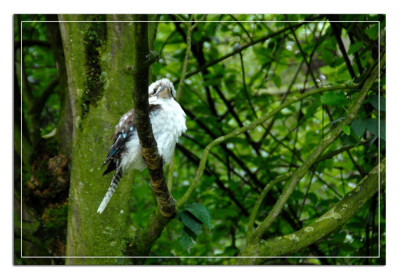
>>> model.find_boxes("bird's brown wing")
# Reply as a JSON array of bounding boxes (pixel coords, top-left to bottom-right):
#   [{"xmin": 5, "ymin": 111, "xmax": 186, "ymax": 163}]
[
  {"xmin": 102, "ymin": 109, "xmax": 136, "ymax": 175},
  {"xmin": 102, "ymin": 104, "xmax": 162, "ymax": 175}
]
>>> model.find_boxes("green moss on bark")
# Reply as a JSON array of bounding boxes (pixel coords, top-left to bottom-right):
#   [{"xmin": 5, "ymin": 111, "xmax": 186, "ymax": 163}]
[
  {"xmin": 59, "ymin": 15, "xmax": 140, "ymax": 264},
  {"xmin": 81, "ymin": 16, "xmax": 107, "ymax": 120},
  {"xmin": 238, "ymin": 159, "xmax": 385, "ymax": 264}
]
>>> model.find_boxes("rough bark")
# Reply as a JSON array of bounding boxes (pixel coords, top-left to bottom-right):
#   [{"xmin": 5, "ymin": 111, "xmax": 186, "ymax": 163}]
[
  {"xmin": 131, "ymin": 15, "xmax": 176, "ymax": 219},
  {"xmin": 61, "ymin": 14, "xmax": 160, "ymax": 265},
  {"xmin": 46, "ymin": 15, "xmax": 73, "ymax": 158},
  {"xmin": 60, "ymin": 15, "xmax": 143, "ymax": 264},
  {"xmin": 238, "ymin": 158, "xmax": 385, "ymax": 264}
]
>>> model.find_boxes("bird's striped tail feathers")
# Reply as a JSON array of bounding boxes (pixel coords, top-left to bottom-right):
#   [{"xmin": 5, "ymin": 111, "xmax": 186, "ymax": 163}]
[{"xmin": 97, "ymin": 167, "xmax": 123, "ymax": 214}]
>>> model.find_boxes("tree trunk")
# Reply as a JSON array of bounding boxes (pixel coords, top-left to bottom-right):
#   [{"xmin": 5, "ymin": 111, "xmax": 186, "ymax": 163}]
[{"xmin": 59, "ymin": 14, "xmax": 157, "ymax": 264}]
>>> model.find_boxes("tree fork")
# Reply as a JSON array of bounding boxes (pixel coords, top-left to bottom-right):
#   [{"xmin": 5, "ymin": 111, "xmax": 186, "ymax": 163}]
[{"xmin": 238, "ymin": 158, "xmax": 385, "ymax": 264}]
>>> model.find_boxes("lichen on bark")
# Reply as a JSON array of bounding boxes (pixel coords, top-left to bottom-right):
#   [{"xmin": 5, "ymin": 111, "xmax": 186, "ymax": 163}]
[
  {"xmin": 60, "ymin": 15, "xmax": 140, "ymax": 264},
  {"xmin": 81, "ymin": 16, "xmax": 107, "ymax": 120},
  {"xmin": 238, "ymin": 159, "xmax": 385, "ymax": 264}
]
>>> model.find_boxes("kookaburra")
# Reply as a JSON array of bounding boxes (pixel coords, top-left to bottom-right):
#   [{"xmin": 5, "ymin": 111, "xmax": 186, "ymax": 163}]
[{"xmin": 97, "ymin": 78, "xmax": 187, "ymax": 214}]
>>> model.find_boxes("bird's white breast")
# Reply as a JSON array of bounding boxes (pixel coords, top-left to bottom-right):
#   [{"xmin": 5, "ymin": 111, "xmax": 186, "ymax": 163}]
[{"xmin": 120, "ymin": 98, "xmax": 186, "ymax": 172}]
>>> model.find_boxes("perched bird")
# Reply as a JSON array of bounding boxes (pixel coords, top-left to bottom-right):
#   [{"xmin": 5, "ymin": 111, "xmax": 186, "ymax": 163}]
[{"xmin": 97, "ymin": 78, "xmax": 187, "ymax": 214}]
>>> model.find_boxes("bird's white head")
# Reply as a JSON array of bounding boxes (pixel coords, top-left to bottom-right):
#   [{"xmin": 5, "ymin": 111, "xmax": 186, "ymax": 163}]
[{"xmin": 148, "ymin": 78, "xmax": 176, "ymax": 100}]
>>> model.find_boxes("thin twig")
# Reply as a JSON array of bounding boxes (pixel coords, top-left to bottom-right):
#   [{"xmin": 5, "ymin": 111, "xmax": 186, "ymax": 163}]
[
  {"xmin": 330, "ymin": 21, "xmax": 356, "ymax": 79},
  {"xmin": 181, "ymin": 17, "xmax": 324, "ymax": 81},
  {"xmin": 239, "ymin": 51, "xmax": 257, "ymax": 118},
  {"xmin": 177, "ymin": 83, "xmax": 361, "ymax": 209},
  {"xmin": 291, "ymin": 28, "xmax": 318, "ymax": 87},
  {"xmin": 229, "ymin": 14, "xmax": 253, "ymax": 43},
  {"xmin": 246, "ymin": 173, "xmax": 292, "ymax": 243},
  {"xmin": 168, "ymin": 14, "xmax": 199, "ymax": 192},
  {"xmin": 248, "ymin": 54, "xmax": 384, "ymax": 243},
  {"xmin": 314, "ymin": 172, "xmax": 343, "ymax": 199},
  {"xmin": 298, "ymin": 172, "xmax": 314, "ymax": 219},
  {"xmin": 175, "ymin": 14, "xmax": 194, "ymax": 100}
]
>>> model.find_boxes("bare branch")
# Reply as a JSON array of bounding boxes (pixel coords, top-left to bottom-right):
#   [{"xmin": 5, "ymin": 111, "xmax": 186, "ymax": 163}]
[
  {"xmin": 249, "ymin": 54, "xmax": 385, "ymax": 244},
  {"xmin": 246, "ymin": 173, "xmax": 292, "ymax": 243},
  {"xmin": 177, "ymin": 83, "xmax": 361, "ymax": 208},
  {"xmin": 182, "ymin": 16, "xmax": 324, "ymax": 81},
  {"xmin": 239, "ymin": 158, "xmax": 385, "ymax": 263},
  {"xmin": 329, "ymin": 21, "xmax": 357, "ymax": 79},
  {"xmin": 132, "ymin": 16, "xmax": 175, "ymax": 218},
  {"xmin": 291, "ymin": 28, "xmax": 318, "ymax": 87}
]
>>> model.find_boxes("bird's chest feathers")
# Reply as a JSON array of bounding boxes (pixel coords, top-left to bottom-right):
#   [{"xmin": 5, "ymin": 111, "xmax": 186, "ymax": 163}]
[
  {"xmin": 150, "ymin": 100, "xmax": 186, "ymax": 161},
  {"xmin": 122, "ymin": 99, "xmax": 186, "ymax": 170}
]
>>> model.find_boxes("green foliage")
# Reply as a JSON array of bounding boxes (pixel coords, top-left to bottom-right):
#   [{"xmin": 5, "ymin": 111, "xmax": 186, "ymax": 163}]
[
  {"xmin": 184, "ymin": 203, "xmax": 212, "ymax": 228},
  {"xmin": 177, "ymin": 203, "xmax": 211, "ymax": 253},
  {"xmin": 367, "ymin": 95, "xmax": 385, "ymax": 112},
  {"xmin": 17, "ymin": 14, "xmax": 385, "ymax": 265},
  {"xmin": 321, "ymin": 91, "xmax": 347, "ymax": 106},
  {"xmin": 342, "ymin": 125, "xmax": 351, "ymax": 136},
  {"xmin": 352, "ymin": 119, "xmax": 367, "ymax": 138}
]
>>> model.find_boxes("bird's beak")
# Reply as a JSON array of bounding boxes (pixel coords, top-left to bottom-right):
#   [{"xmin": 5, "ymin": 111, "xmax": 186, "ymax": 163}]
[{"xmin": 157, "ymin": 86, "xmax": 170, "ymax": 99}]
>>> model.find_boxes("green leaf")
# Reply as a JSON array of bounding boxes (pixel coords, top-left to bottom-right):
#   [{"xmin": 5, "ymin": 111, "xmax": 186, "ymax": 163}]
[
  {"xmin": 340, "ymin": 134, "xmax": 359, "ymax": 146},
  {"xmin": 291, "ymin": 190, "xmax": 304, "ymax": 200},
  {"xmin": 365, "ymin": 24, "xmax": 379, "ymax": 40},
  {"xmin": 352, "ymin": 119, "xmax": 366, "ymax": 138},
  {"xmin": 321, "ymin": 50, "xmax": 335, "ymax": 65},
  {"xmin": 342, "ymin": 125, "xmax": 351, "ymax": 136},
  {"xmin": 380, "ymin": 122, "xmax": 386, "ymax": 141},
  {"xmin": 178, "ymin": 210, "xmax": 203, "ymax": 236},
  {"xmin": 321, "ymin": 91, "xmax": 347, "ymax": 106},
  {"xmin": 308, "ymin": 193, "xmax": 318, "ymax": 204},
  {"xmin": 252, "ymin": 46, "xmax": 272, "ymax": 64},
  {"xmin": 364, "ymin": 118, "xmax": 378, "ymax": 137},
  {"xmin": 305, "ymin": 96, "xmax": 321, "ymax": 119},
  {"xmin": 364, "ymin": 118, "xmax": 386, "ymax": 141},
  {"xmin": 178, "ymin": 228, "xmax": 196, "ymax": 253},
  {"xmin": 367, "ymin": 95, "xmax": 386, "ymax": 112},
  {"xmin": 184, "ymin": 203, "xmax": 211, "ymax": 228},
  {"xmin": 272, "ymin": 75, "xmax": 282, "ymax": 88},
  {"xmin": 347, "ymin": 42, "xmax": 364, "ymax": 55}
]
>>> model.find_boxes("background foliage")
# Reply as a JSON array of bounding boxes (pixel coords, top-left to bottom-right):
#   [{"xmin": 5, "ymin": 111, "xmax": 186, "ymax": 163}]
[{"xmin": 14, "ymin": 14, "xmax": 385, "ymax": 265}]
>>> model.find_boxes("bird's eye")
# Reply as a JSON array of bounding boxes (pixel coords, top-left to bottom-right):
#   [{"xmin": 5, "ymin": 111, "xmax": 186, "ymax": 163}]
[{"xmin": 153, "ymin": 88, "xmax": 157, "ymax": 94}]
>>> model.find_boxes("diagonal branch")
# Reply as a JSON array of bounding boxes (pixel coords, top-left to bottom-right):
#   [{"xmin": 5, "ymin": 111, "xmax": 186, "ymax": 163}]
[
  {"xmin": 248, "ymin": 53, "xmax": 385, "ymax": 244},
  {"xmin": 291, "ymin": 28, "xmax": 318, "ymax": 87},
  {"xmin": 182, "ymin": 16, "xmax": 324, "ymax": 81},
  {"xmin": 176, "ymin": 143, "xmax": 250, "ymax": 216},
  {"xmin": 229, "ymin": 14, "xmax": 253, "ymax": 43},
  {"xmin": 245, "ymin": 173, "xmax": 292, "ymax": 242},
  {"xmin": 329, "ymin": 21, "xmax": 356, "ymax": 79},
  {"xmin": 239, "ymin": 158, "xmax": 385, "ymax": 263},
  {"xmin": 30, "ymin": 77, "xmax": 59, "ymax": 115},
  {"xmin": 177, "ymin": 83, "xmax": 361, "ymax": 208}
]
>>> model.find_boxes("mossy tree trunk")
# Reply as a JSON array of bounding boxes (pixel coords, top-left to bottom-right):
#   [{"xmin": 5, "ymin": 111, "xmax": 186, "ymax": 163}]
[{"xmin": 59, "ymin": 15, "xmax": 158, "ymax": 264}]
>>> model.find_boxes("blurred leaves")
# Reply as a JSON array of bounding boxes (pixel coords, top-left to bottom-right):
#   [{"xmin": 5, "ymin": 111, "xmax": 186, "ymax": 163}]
[
  {"xmin": 17, "ymin": 14, "xmax": 385, "ymax": 265},
  {"xmin": 321, "ymin": 91, "xmax": 347, "ymax": 106},
  {"xmin": 177, "ymin": 203, "xmax": 211, "ymax": 253}
]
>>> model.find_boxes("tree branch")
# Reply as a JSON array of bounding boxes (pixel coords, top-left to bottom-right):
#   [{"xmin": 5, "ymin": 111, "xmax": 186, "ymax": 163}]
[
  {"xmin": 132, "ymin": 16, "xmax": 175, "ymax": 219},
  {"xmin": 177, "ymin": 83, "xmax": 360, "ymax": 208},
  {"xmin": 31, "ymin": 77, "xmax": 59, "ymax": 115},
  {"xmin": 239, "ymin": 158, "xmax": 385, "ymax": 263},
  {"xmin": 182, "ymin": 16, "xmax": 324, "ymax": 81},
  {"xmin": 291, "ymin": 28, "xmax": 318, "ymax": 87},
  {"xmin": 246, "ymin": 173, "xmax": 292, "ymax": 243},
  {"xmin": 176, "ymin": 143, "xmax": 250, "ymax": 216},
  {"xmin": 167, "ymin": 14, "xmax": 196, "ymax": 192},
  {"xmin": 329, "ymin": 21, "xmax": 356, "ymax": 80},
  {"xmin": 248, "ymin": 53, "xmax": 385, "ymax": 244}
]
